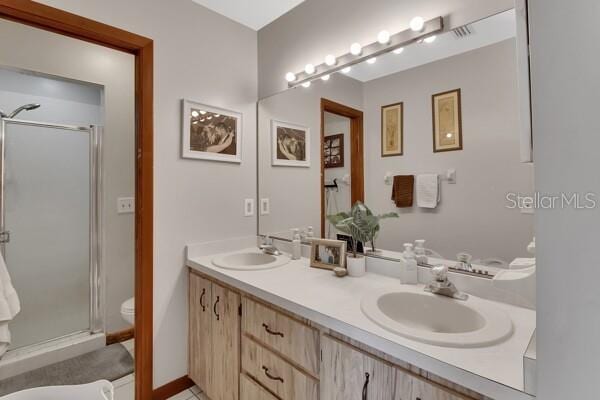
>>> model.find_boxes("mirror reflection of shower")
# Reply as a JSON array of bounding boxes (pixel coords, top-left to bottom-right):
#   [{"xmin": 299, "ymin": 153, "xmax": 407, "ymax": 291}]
[{"xmin": 0, "ymin": 103, "xmax": 41, "ymax": 119}]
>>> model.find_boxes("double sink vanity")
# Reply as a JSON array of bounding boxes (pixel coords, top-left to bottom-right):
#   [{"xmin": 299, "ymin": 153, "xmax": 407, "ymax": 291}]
[{"xmin": 186, "ymin": 238, "xmax": 536, "ymax": 400}]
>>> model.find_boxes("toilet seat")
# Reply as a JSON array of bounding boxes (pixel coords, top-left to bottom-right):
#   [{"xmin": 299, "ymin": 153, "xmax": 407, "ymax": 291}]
[{"xmin": 121, "ymin": 298, "xmax": 134, "ymax": 325}]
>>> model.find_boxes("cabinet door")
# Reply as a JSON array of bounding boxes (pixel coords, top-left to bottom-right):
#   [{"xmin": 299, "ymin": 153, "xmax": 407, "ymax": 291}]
[
  {"xmin": 394, "ymin": 368, "xmax": 470, "ymax": 400},
  {"xmin": 321, "ymin": 335, "xmax": 395, "ymax": 400},
  {"xmin": 211, "ymin": 282, "xmax": 241, "ymax": 400},
  {"xmin": 189, "ymin": 273, "xmax": 213, "ymax": 394}
]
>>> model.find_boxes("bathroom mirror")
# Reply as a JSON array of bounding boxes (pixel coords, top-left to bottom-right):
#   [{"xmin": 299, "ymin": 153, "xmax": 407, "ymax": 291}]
[{"xmin": 258, "ymin": 8, "xmax": 535, "ymax": 268}]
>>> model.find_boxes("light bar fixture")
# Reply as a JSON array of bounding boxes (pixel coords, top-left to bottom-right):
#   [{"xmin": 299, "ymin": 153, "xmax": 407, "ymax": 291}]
[{"xmin": 288, "ymin": 16, "xmax": 443, "ymax": 88}]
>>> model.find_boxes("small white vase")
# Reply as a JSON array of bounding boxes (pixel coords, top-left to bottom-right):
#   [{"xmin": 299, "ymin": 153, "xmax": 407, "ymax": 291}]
[{"xmin": 346, "ymin": 255, "xmax": 366, "ymax": 277}]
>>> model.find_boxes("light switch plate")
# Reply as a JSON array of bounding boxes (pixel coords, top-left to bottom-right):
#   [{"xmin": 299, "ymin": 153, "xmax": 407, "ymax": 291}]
[
  {"xmin": 260, "ymin": 198, "xmax": 270, "ymax": 215},
  {"xmin": 244, "ymin": 198, "xmax": 255, "ymax": 217},
  {"xmin": 117, "ymin": 197, "xmax": 135, "ymax": 214}
]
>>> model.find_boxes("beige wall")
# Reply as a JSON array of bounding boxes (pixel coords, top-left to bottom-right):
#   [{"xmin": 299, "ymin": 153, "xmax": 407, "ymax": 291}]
[
  {"xmin": 38, "ymin": 0, "xmax": 258, "ymax": 387},
  {"xmin": 258, "ymin": 0, "xmax": 513, "ymax": 98}
]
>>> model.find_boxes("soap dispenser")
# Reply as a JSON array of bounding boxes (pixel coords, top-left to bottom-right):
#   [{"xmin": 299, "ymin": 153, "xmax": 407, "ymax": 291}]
[
  {"xmin": 402, "ymin": 243, "xmax": 418, "ymax": 284},
  {"xmin": 414, "ymin": 239, "xmax": 428, "ymax": 265},
  {"xmin": 291, "ymin": 228, "xmax": 302, "ymax": 260},
  {"xmin": 306, "ymin": 226, "xmax": 314, "ymax": 238}
]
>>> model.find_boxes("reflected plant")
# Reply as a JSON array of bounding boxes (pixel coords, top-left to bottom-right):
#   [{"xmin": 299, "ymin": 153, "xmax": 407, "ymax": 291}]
[{"xmin": 327, "ymin": 202, "xmax": 398, "ymax": 257}]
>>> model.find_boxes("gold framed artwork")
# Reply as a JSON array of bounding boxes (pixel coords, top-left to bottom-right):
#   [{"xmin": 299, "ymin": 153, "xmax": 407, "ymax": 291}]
[
  {"xmin": 432, "ymin": 89, "xmax": 462, "ymax": 152},
  {"xmin": 381, "ymin": 102, "xmax": 403, "ymax": 157},
  {"xmin": 310, "ymin": 238, "xmax": 346, "ymax": 270}
]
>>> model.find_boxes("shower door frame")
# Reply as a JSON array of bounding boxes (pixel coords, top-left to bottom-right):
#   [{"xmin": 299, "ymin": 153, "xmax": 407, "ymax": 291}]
[
  {"xmin": 0, "ymin": 118, "xmax": 103, "ymax": 338},
  {"xmin": 0, "ymin": 2, "xmax": 156, "ymax": 399}
]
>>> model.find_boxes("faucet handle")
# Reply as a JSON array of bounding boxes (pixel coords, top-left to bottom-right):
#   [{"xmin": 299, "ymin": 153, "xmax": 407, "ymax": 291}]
[{"xmin": 431, "ymin": 265, "xmax": 448, "ymax": 282}]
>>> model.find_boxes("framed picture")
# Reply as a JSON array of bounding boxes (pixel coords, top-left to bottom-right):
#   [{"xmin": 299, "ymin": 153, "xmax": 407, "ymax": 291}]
[
  {"xmin": 310, "ymin": 238, "xmax": 347, "ymax": 270},
  {"xmin": 381, "ymin": 102, "xmax": 403, "ymax": 157},
  {"xmin": 324, "ymin": 133, "xmax": 344, "ymax": 168},
  {"xmin": 336, "ymin": 234, "xmax": 363, "ymax": 254},
  {"xmin": 432, "ymin": 89, "xmax": 463, "ymax": 152},
  {"xmin": 271, "ymin": 120, "xmax": 310, "ymax": 167},
  {"xmin": 181, "ymin": 99, "xmax": 242, "ymax": 162}
]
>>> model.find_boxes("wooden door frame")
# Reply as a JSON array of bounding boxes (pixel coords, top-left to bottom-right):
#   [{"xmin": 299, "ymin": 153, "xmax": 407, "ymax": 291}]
[
  {"xmin": 0, "ymin": 2, "xmax": 154, "ymax": 400},
  {"xmin": 320, "ymin": 98, "xmax": 364, "ymax": 238}
]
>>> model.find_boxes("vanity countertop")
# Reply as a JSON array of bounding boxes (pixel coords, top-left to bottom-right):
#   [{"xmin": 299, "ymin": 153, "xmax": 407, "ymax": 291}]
[{"xmin": 187, "ymin": 249, "xmax": 536, "ymax": 400}]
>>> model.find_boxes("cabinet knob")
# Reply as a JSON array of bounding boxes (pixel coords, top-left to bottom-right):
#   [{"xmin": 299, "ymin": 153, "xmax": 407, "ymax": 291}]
[
  {"xmin": 213, "ymin": 296, "xmax": 220, "ymax": 321},
  {"xmin": 362, "ymin": 372, "xmax": 370, "ymax": 400}
]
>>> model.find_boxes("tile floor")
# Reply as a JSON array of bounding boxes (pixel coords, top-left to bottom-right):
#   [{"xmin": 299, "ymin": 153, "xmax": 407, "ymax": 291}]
[{"xmin": 112, "ymin": 339, "xmax": 205, "ymax": 400}]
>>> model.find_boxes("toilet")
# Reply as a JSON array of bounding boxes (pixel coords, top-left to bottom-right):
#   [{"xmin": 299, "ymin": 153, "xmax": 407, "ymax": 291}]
[{"xmin": 120, "ymin": 298, "xmax": 134, "ymax": 325}]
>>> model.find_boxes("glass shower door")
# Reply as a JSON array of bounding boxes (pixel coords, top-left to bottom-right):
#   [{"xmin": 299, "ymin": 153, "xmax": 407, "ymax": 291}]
[{"xmin": 0, "ymin": 119, "xmax": 98, "ymax": 350}]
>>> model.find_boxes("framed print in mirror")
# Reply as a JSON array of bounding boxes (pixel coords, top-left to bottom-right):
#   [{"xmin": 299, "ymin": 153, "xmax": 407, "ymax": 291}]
[
  {"xmin": 182, "ymin": 99, "xmax": 242, "ymax": 162},
  {"xmin": 271, "ymin": 119, "xmax": 310, "ymax": 167},
  {"xmin": 324, "ymin": 133, "xmax": 344, "ymax": 168},
  {"xmin": 310, "ymin": 238, "xmax": 346, "ymax": 270},
  {"xmin": 432, "ymin": 89, "xmax": 462, "ymax": 152},
  {"xmin": 381, "ymin": 102, "xmax": 403, "ymax": 157}
]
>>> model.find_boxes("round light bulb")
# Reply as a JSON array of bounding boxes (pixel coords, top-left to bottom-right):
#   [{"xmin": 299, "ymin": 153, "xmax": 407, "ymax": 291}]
[
  {"xmin": 191, "ymin": 110, "xmax": 199, "ymax": 118},
  {"xmin": 377, "ymin": 30, "xmax": 390, "ymax": 44},
  {"xmin": 302, "ymin": 81, "xmax": 311, "ymax": 88},
  {"xmin": 424, "ymin": 35, "xmax": 437, "ymax": 44},
  {"xmin": 214, "ymin": 114, "xmax": 220, "ymax": 117},
  {"xmin": 192, "ymin": 120, "xmax": 198, "ymax": 125},
  {"xmin": 206, "ymin": 116, "xmax": 212, "ymax": 120},
  {"xmin": 393, "ymin": 47, "xmax": 404, "ymax": 55},
  {"xmin": 199, "ymin": 110, "xmax": 207, "ymax": 115},
  {"xmin": 366, "ymin": 57, "xmax": 377, "ymax": 64},
  {"xmin": 324, "ymin": 54, "xmax": 336, "ymax": 66},
  {"xmin": 341, "ymin": 67, "xmax": 352, "ymax": 74},
  {"xmin": 410, "ymin": 16, "xmax": 425, "ymax": 32},
  {"xmin": 350, "ymin": 42, "xmax": 362, "ymax": 56},
  {"xmin": 321, "ymin": 74, "xmax": 330, "ymax": 81},
  {"xmin": 285, "ymin": 72, "xmax": 296, "ymax": 82},
  {"xmin": 304, "ymin": 64, "xmax": 315, "ymax": 74}
]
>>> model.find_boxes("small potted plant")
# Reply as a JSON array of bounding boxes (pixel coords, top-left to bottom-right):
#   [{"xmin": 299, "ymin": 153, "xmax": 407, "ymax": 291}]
[{"xmin": 360, "ymin": 203, "xmax": 399, "ymax": 255}]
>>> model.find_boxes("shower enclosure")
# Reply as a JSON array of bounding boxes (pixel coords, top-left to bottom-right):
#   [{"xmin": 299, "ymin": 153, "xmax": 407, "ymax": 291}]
[{"xmin": 0, "ymin": 115, "xmax": 102, "ymax": 352}]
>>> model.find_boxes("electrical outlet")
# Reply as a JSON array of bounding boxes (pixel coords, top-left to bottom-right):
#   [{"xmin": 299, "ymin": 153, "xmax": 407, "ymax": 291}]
[
  {"xmin": 117, "ymin": 197, "xmax": 135, "ymax": 214},
  {"xmin": 244, "ymin": 198, "xmax": 255, "ymax": 217},
  {"xmin": 260, "ymin": 198, "xmax": 270, "ymax": 215}
]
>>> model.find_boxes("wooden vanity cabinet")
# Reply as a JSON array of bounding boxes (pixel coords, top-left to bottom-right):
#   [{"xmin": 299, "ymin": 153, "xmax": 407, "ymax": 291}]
[{"xmin": 189, "ymin": 272, "xmax": 240, "ymax": 400}]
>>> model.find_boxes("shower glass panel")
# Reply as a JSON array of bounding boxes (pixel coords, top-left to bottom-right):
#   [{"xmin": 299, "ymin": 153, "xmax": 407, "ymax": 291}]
[{"xmin": 0, "ymin": 119, "xmax": 99, "ymax": 350}]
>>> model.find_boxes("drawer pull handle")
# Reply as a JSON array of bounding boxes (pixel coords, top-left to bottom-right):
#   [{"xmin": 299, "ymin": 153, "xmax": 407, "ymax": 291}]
[
  {"xmin": 213, "ymin": 296, "xmax": 220, "ymax": 321},
  {"xmin": 199, "ymin": 288, "xmax": 206, "ymax": 312},
  {"xmin": 262, "ymin": 366, "xmax": 284, "ymax": 383},
  {"xmin": 262, "ymin": 323, "xmax": 284, "ymax": 338},
  {"xmin": 362, "ymin": 372, "xmax": 370, "ymax": 400}
]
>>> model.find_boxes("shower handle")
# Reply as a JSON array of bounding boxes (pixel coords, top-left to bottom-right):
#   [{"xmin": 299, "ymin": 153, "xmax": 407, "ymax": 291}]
[{"xmin": 0, "ymin": 231, "xmax": 10, "ymax": 244}]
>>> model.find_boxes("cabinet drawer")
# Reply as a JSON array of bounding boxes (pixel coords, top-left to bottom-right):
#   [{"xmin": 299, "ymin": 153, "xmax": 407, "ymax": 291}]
[
  {"xmin": 242, "ymin": 297, "xmax": 319, "ymax": 376},
  {"xmin": 240, "ymin": 373, "xmax": 278, "ymax": 400},
  {"xmin": 242, "ymin": 336, "xmax": 318, "ymax": 400},
  {"xmin": 321, "ymin": 335, "xmax": 395, "ymax": 400}
]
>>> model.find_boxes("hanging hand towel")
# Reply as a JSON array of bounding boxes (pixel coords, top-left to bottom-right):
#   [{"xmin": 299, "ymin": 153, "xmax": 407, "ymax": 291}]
[
  {"xmin": 0, "ymin": 252, "xmax": 20, "ymax": 357},
  {"xmin": 416, "ymin": 174, "xmax": 440, "ymax": 208},
  {"xmin": 391, "ymin": 175, "xmax": 414, "ymax": 208}
]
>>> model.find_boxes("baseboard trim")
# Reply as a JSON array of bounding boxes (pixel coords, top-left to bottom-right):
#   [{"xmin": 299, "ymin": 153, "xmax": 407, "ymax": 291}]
[
  {"xmin": 152, "ymin": 376, "xmax": 195, "ymax": 400},
  {"xmin": 106, "ymin": 328, "xmax": 135, "ymax": 345}
]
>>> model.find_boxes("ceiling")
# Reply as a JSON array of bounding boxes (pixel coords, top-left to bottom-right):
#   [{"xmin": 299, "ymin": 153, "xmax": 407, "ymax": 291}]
[
  {"xmin": 191, "ymin": 0, "xmax": 305, "ymax": 31},
  {"xmin": 346, "ymin": 9, "xmax": 516, "ymax": 82}
]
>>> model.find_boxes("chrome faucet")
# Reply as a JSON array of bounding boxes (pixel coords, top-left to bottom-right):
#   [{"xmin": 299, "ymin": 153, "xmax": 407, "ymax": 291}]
[
  {"xmin": 259, "ymin": 235, "xmax": 282, "ymax": 256},
  {"xmin": 424, "ymin": 265, "xmax": 468, "ymax": 300}
]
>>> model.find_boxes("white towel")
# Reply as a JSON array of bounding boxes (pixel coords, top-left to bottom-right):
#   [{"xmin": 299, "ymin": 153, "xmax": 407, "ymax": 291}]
[
  {"xmin": 416, "ymin": 174, "xmax": 440, "ymax": 208},
  {"xmin": 0, "ymin": 252, "xmax": 19, "ymax": 356}
]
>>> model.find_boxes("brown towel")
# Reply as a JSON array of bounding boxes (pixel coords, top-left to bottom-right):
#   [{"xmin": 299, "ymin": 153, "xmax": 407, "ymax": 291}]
[{"xmin": 391, "ymin": 175, "xmax": 414, "ymax": 207}]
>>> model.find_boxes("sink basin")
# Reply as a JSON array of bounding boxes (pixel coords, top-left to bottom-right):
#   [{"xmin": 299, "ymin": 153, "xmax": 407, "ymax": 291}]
[
  {"xmin": 212, "ymin": 250, "xmax": 290, "ymax": 271},
  {"xmin": 361, "ymin": 286, "xmax": 513, "ymax": 347}
]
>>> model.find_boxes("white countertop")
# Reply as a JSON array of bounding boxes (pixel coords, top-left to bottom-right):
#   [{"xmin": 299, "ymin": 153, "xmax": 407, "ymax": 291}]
[{"xmin": 187, "ymin": 249, "xmax": 536, "ymax": 400}]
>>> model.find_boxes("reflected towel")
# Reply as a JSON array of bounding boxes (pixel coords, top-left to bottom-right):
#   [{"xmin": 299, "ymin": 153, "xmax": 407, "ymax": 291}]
[
  {"xmin": 391, "ymin": 175, "xmax": 414, "ymax": 208},
  {"xmin": 0, "ymin": 252, "xmax": 19, "ymax": 356},
  {"xmin": 416, "ymin": 174, "xmax": 440, "ymax": 208}
]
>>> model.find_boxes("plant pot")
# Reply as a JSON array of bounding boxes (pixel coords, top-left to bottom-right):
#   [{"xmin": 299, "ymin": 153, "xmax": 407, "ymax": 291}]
[{"xmin": 346, "ymin": 255, "xmax": 366, "ymax": 277}]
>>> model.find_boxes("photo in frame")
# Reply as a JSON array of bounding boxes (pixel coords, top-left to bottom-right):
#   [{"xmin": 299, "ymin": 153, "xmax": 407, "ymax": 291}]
[
  {"xmin": 181, "ymin": 99, "xmax": 242, "ymax": 162},
  {"xmin": 324, "ymin": 133, "xmax": 344, "ymax": 168},
  {"xmin": 310, "ymin": 238, "xmax": 347, "ymax": 270},
  {"xmin": 432, "ymin": 89, "xmax": 463, "ymax": 152},
  {"xmin": 271, "ymin": 120, "xmax": 310, "ymax": 167},
  {"xmin": 381, "ymin": 102, "xmax": 403, "ymax": 157}
]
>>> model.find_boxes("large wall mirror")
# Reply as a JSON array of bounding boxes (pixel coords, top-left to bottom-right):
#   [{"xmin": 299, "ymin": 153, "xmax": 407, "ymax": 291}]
[{"xmin": 258, "ymin": 7, "xmax": 534, "ymax": 269}]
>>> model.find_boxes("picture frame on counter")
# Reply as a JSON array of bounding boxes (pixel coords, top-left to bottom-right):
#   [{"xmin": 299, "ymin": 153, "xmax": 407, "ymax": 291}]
[{"xmin": 310, "ymin": 238, "xmax": 346, "ymax": 270}]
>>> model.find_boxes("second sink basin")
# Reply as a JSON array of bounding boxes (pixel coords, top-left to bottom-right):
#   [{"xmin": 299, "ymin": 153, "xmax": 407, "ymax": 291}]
[
  {"xmin": 212, "ymin": 249, "xmax": 290, "ymax": 271},
  {"xmin": 361, "ymin": 286, "xmax": 513, "ymax": 348}
]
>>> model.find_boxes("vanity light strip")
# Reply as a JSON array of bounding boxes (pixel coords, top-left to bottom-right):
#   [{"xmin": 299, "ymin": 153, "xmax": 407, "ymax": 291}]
[{"xmin": 289, "ymin": 16, "xmax": 444, "ymax": 88}]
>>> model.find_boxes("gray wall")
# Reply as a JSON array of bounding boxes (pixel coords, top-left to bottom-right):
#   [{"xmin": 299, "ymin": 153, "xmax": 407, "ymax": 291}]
[
  {"xmin": 529, "ymin": 0, "xmax": 600, "ymax": 398},
  {"xmin": 38, "ymin": 0, "xmax": 258, "ymax": 387},
  {"xmin": 258, "ymin": 0, "xmax": 514, "ymax": 98},
  {"xmin": 363, "ymin": 39, "xmax": 534, "ymax": 262},
  {"xmin": 0, "ymin": 21, "xmax": 135, "ymax": 336}
]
